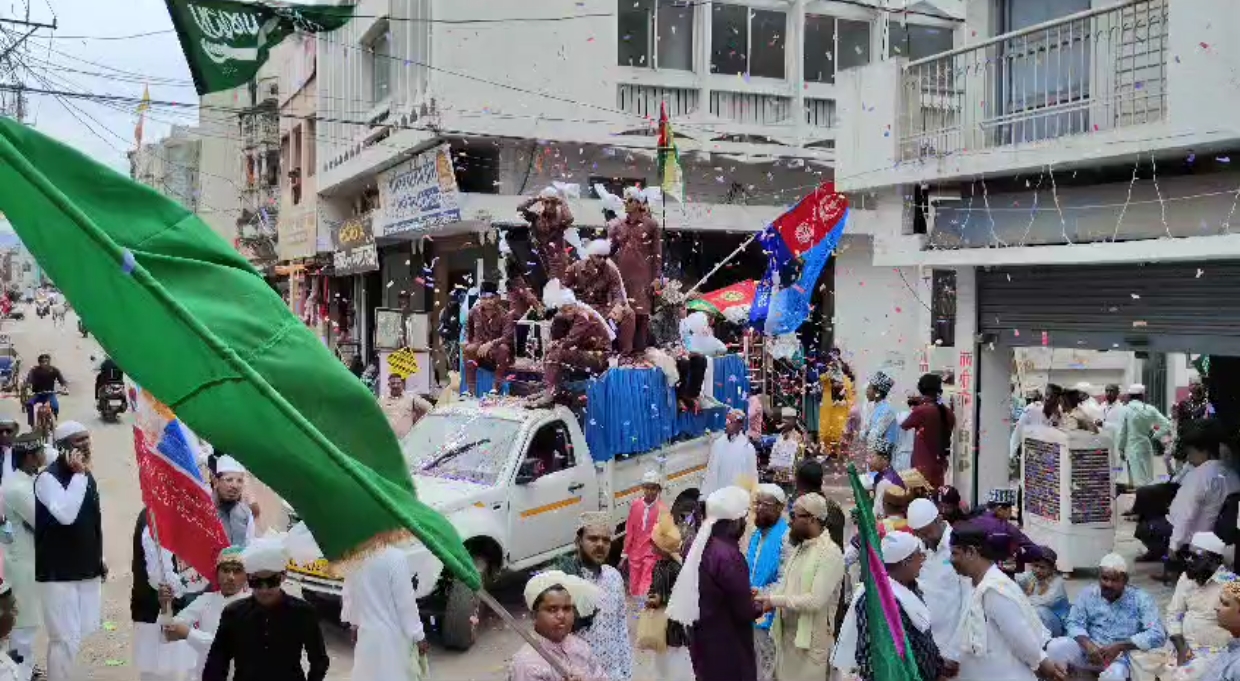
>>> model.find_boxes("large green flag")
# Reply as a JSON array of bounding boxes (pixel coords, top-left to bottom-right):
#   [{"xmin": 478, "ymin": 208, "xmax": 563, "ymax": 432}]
[
  {"xmin": 847, "ymin": 464, "xmax": 923, "ymax": 681},
  {"xmin": 0, "ymin": 118, "xmax": 480, "ymax": 589},
  {"xmin": 166, "ymin": 0, "xmax": 354, "ymax": 95}
]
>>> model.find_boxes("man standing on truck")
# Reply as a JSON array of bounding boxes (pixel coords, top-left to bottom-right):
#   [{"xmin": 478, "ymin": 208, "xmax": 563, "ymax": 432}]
[
  {"xmin": 608, "ymin": 186, "xmax": 663, "ymax": 355},
  {"xmin": 563, "ymin": 239, "xmax": 633, "ymax": 354},
  {"xmin": 704, "ymin": 410, "xmax": 759, "ymax": 496},
  {"xmin": 556, "ymin": 512, "xmax": 632, "ymax": 681},
  {"xmin": 463, "ymin": 281, "xmax": 513, "ymax": 396},
  {"xmin": 519, "ymin": 187, "xmax": 575, "ymax": 284}
]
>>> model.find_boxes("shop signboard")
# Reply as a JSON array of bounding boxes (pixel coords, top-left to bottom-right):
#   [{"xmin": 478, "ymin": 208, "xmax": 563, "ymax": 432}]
[
  {"xmin": 331, "ymin": 214, "xmax": 378, "ymax": 276},
  {"xmin": 376, "ymin": 144, "xmax": 462, "ymax": 237}
]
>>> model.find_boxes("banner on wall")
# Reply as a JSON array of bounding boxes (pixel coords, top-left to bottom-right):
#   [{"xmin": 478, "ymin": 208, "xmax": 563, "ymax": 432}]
[
  {"xmin": 331, "ymin": 214, "xmax": 378, "ymax": 276},
  {"xmin": 377, "ymin": 144, "xmax": 462, "ymax": 237}
]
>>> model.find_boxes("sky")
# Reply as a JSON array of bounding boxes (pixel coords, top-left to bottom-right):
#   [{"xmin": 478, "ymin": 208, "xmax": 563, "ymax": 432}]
[{"xmin": 3, "ymin": 0, "xmax": 197, "ymax": 171}]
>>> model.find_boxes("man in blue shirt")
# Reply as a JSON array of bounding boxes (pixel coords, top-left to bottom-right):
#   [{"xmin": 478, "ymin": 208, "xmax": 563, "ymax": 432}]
[
  {"xmin": 1046, "ymin": 553, "xmax": 1167, "ymax": 680},
  {"xmin": 748, "ymin": 483, "xmax": 789, "ymax": 681}
]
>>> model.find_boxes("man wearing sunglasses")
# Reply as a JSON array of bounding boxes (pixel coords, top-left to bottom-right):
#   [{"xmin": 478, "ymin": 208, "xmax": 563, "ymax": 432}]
[
  {"xmin": 202, "ymin": 535, "xmax": 329, "ymax": 681},
  {"xmin": 163, "ymin": 546, "xmax": 250, "ymax": 681}
]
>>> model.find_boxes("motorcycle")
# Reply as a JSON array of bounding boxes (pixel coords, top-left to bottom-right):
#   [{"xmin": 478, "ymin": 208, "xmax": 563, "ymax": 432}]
[
  {"xmin": 78, "ymin": 319, "xmax": 88, "ymax": 338},
  {"xmin": 97, "ymin": 382, "xmax": 127, "ymax": 422},
  {"xmin": 35, "ymin": 302, "xmax": 48, "ymax": 319}
]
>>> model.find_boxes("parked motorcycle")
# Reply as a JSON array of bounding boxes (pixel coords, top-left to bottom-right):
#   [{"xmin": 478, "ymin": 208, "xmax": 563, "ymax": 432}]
[{"xmin": 97, "ymin": 382, "xmax": 127, "ymax": 422}]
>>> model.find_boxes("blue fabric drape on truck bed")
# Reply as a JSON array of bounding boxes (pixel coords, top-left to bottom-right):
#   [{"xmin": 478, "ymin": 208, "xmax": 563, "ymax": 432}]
[
  {"xmin": 583, "ymin": 366, "xmax": 726, "ymax": 462},
  {"xmin": 711, "ymin": 354, "xmax": 750, "ymax": 412}
]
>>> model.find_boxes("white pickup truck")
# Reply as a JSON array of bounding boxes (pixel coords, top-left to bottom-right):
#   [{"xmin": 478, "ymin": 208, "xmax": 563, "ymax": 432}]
[{"xmin": 284, "ymin": 399, "xmax": 712, "ymax": 650}]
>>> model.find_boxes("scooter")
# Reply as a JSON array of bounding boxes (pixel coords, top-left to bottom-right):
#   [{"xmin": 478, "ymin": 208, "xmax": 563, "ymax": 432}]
[
  {"xmin": 35, "ymin": 302, "xmax": 48, "ymax": 319},
  {"xmin": 97, "ymin": 382, "xmax": 127, "ymax": 422}
]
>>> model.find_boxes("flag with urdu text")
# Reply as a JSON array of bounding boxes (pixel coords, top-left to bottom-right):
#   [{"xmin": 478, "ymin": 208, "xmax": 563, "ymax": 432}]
[
  {"xmin": 657, "ymin": 101, "xmax": 684, "ymax": 203},
  {"xmin": 0, "ymin": 118, "xmax": 480, "ymax": 590},
  {"xmin": 165, "ymin": 0, "xmax": 354, "ymax": 95},
  {"xmin": 847, "ymin": 464, "xmax": 923, "ymax": 681}
]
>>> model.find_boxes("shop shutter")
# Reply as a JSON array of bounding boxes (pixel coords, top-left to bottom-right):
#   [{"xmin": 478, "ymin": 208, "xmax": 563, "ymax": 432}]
[{"xmin": 977, "ymin": 260, "xmax": 1240, "ymax": 354}]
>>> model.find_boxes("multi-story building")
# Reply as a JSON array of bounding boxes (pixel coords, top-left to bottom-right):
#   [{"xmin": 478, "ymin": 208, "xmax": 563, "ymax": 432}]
[
  {"xmin": 310, "ymin": 0, "xmax": 963, "ymax": 365},
  {"xmin": 833, "ymin": 0, "xmax": 1240, "ymax": 502},
  {"xmin": 128, "ymin": 125, "xmax": 203, "ymax": 213},
  {"xmin": 236, "ymin": 75, "xmax": 282, "ymax": 268}
]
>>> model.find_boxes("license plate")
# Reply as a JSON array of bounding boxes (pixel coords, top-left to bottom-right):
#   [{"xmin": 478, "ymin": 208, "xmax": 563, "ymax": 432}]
[
  {"xmin": 110, "ymin": 399, "xmax": 124, "ymax": 407},
  {"xmin": 287, "ymin": 558, "xmax": 334, "ymax": 578}
]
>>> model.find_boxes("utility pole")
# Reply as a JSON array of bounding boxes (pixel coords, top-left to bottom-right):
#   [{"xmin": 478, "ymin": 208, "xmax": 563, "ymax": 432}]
[{"xmin": 0, "ymin": 0, "xmax": 55, "ymax": 123}]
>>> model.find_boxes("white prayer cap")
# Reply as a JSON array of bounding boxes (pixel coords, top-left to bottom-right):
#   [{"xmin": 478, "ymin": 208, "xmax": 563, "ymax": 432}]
[
  {"xmin": 1192, "ymin": 531, "xmax": 1227, "ymax": 556},
  {"xmin": 794, "ymin": 493, "xmax": 830, "ymax": 522},
  {"xmin": 53, "ymin": 421, "xmax": 88, "ymax": 442},
  {"xmin": 539, "ymin": 186, "xmax": 561, "ymax": 199},
  {"xmin": 242, "ymin": 535, "xmax": 290, "ymax": 574},
  {"xmin": 882, "ymin": 531, "xmax": 923, "ymax": 564},
  {"xmin": 541, "ymin": 278, "xmax": 577, "ymax": 309},
  {"xmin": 682, "ymin": 311, "xmax": 710, "ymax": 334},
  {"xmin": 706, "ymin": 486, "xmax": 751, "ymax": 521},
  {"xmin": 780, "ymin": 407, "xmax": 797, "ymax": 418},
  {"xmin": 215, "ymin": 455, "xmax": 247, "ymax": 476},
  {"xmin": 641, "ymin": 470, "xmax": 662, "ymax": 487},
  {"xmin": 668, "ymin": 486, "xmax": 752, "ymax": 626},
  {"xmin": 1128, "ymin": 383, "xmax": 1146, "ymax": 395},
  {"xmin": 523, "ymin": 570, "xmax": 601, "ymax": 617},
  {"xmin": 755, "ymin": 483, "xmax": 787, "ymax": 505},
  {"xmin": 584, "ymin": 239, "xmax": 611, "ymax": 257},
  {"xmin": 1099, "ymin": 553, "xmax": 1128, "ymax": 573},
  {"xmin": 906, "ymin": 498, "xmax": 940, "ymax": 531},
  {"xmin": 623, "ymin": 186, "xmax": 649, "ymax": 203},
  {"xmin": 1074, "ymin": 382, "xmax": 1093, "ymax": 393}
]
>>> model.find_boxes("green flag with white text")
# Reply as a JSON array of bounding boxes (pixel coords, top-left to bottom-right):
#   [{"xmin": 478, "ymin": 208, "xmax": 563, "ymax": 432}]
[{"xmin": 166, "ymin": 0, "xmax": 354, "ymax": 95}]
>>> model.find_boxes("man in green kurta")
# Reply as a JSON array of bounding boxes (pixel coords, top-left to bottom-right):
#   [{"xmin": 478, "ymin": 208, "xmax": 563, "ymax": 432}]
[{"xmin": 1117, "ymin": 383, "xmax": 1173, "ymax": 488}]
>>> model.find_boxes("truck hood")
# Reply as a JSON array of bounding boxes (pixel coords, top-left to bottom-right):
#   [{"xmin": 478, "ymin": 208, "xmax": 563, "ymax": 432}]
[{"xmin": 411, "ymin": 475, "xmax": 491, "ymax": 513}]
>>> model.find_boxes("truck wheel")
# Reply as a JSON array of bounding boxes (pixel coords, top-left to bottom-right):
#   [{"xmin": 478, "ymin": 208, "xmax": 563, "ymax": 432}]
[{"xmin": 441, "ymin": 555, "xmax": 489, "ymax": 651}]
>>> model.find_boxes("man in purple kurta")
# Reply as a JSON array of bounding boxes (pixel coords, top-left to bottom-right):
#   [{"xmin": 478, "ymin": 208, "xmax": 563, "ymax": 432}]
[
  {"xmin": 972, "ymin": 488, "xmax": 1038, "ymax": 573},
  {"xmin": 666, "ymin": 486, "xmax": 760, "ymax": 681}
]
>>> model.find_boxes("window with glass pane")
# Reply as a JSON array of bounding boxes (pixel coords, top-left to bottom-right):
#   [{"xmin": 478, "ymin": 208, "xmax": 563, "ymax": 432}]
[
  {"xmin": 836, "ymin": 19, "xmax": 871, "ymax": 72},
  {"xmin": 998, "ymin": 0, "xmax": 1092, "ymax": 143},
  {"xmin": 888, "ymin": 23, "xmax": 954, "ymax": 60},
  {"xmin": 656, "ymin": 0, "xmax": 693, "ymax": 70},
  {"xmin": 371, "ymin": 28, "xmax": 392, "ymax": 104},
  {"xmin": 803, "ymin": 14, "xmax": 835, "ymax": 83},
  {"xmin": 710, "ymin": 4, "xmax": 748, "ymax": 75},
  {"xmin": 618, "ymin": 0, "xmax": 653, "ymax": 67},
  {"xmin": 749, "ymin": 9, "xmax": 785, "ymax": 78}
]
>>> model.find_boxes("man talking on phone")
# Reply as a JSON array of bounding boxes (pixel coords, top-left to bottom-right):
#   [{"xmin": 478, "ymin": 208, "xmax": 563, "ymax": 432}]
[{"xmin": 34, "ymin": 421, "xmax": 106, "ymax": 681}]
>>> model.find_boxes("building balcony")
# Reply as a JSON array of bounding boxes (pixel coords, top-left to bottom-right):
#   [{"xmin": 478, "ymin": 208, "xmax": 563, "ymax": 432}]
[{"xmin": 836, "ymin": 0, "xmax": 1240, "ymax": 193}]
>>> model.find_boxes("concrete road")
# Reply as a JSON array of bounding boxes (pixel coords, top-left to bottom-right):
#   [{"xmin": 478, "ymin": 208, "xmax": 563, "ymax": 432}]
[{"xmin": 6, "ymin": 309, "xmax": 544, "ymax": 680}]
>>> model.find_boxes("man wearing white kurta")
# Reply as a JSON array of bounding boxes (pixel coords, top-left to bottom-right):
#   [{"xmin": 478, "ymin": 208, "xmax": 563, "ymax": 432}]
[
  {"xmin": 703, "ymin": 410, "xmax": 758, "ymax": 496},
  {"xmin": 907, "ymin": 498, "xmax": 971, "ymax": 651},
  {"xmin": 34, "ymin": 422, "xmax": 104, "ymax": 681},
  {"xmin": 1, "ymin": 434, "xmax": 42, "ymax": 680},
  {"xmin": 163, "ymin": 547, "xmax": 249, "ymax": 680},
  {"xmin": 342, "ymin": 545, "xmax": 428, "ymax": 681}
]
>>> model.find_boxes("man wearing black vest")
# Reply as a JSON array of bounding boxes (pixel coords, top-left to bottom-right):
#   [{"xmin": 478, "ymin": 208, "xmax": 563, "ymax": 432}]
[{"xmin": 34, "ymin": 421, "xmax": 104, "ymax": 681}]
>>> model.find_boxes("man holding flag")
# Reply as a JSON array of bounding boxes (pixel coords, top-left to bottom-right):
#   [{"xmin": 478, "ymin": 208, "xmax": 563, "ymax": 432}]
[
  {"xmin": 34, "ymin": 422, "xmax": 104, "ymax": 681},
  {"xmin": 131, "ymin": 508, "xmax": 195, "ymax": 680}
]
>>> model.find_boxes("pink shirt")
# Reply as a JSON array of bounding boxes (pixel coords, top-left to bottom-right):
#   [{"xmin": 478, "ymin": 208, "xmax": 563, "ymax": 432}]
[
  {"xmin": 622, "ymin": 498, "xmax": 665, "ymax": 561},
  {"xmin": 748, "ymin": 395, "xmax": 764, "ymax": 439},
  {"xmin": 510, "ymin": 633, "xmax": 609, "ymax": 681}
]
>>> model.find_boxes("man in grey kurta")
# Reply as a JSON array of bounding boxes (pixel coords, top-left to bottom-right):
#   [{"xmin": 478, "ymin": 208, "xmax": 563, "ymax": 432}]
[{"xmin": 1118, "ymin": 384, "xmax": 1174, "ymax": 487}]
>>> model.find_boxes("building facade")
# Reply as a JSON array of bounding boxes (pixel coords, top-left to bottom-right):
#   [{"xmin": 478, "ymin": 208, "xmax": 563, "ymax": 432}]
[
  {"xmin": 833, "ymin": 0, "xmax": 1240, "ymax": 502},
  {"xmin": 128, "ymin": 125, "xmax": 203, "ymax": 213},
  {"xmin": 305, "ymin": 0, "xmax": 963, "ymax": 368}
]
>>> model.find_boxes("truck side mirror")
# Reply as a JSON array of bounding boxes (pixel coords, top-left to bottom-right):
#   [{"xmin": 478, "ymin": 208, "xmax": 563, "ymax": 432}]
[{"xmin": 515, "ymin": 458, "xmax": 541, "ymax": 485}]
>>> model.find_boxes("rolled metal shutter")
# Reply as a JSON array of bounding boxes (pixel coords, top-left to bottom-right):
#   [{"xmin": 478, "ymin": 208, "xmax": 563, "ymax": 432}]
[{"xmin": 977, "ymin": 261, "xmax": 1240, "ymax": 355}]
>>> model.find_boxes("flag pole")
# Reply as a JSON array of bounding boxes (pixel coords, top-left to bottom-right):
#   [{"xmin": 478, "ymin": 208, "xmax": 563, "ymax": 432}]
[
  {"xmin": 685, "ymin": 231, "xmax": 760, "ymax": 297},
  {"xmin": 478, "ymin": 588, "xmax": 574, "ymax": 679},
  {"xmin": 145, "ymin": 506, "xmax": 174, "ymax": 617}
]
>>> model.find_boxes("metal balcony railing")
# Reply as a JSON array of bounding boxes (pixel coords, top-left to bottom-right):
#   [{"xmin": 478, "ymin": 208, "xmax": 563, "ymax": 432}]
[
  {"xmin": 710, "ymin": 91, "xmax": 793, "ymax": 126},
  {"xmin": 616, "ymin": 84, "xmax": 699, "ymax": 120},
  {"xmin": 899, "ymin": 0, "xmax": 1167, "ymax": 161}
]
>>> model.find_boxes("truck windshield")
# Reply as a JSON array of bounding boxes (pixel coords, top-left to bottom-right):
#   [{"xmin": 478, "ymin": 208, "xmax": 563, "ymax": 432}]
[{"xmin": 401, "ymin": 413, "xmax": 521, "ymax": 487}]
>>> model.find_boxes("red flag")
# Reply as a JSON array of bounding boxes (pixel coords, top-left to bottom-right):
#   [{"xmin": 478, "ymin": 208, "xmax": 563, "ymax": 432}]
[
  {"xmin": 133, "ymin": 393, "xmax": 229, "ymax": 583},
  {"xmin": 700, "ymin": 279, "xmax": 758, "ymax": 312},
  {"xmin": 772, "ymin": 182, "xmax": 849, "ymax": 258}
]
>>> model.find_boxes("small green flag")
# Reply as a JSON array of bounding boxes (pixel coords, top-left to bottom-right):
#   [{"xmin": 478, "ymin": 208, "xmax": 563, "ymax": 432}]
[
  {"xmin": 166, "ymin": 0, "xmax": 354, "ymax": 95},
  {"xmin": 0, "ymin": 118, "xmax": 480, "ymax": 589}
]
